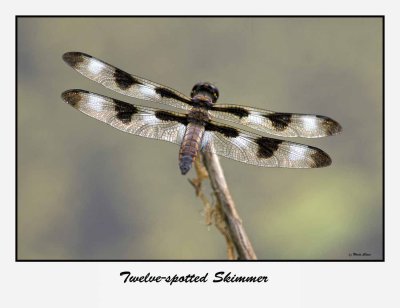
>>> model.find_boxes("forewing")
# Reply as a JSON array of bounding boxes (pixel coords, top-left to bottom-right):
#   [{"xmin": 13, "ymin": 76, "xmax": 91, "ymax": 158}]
[
  {"xmin": 209, "ymin": 104, "xmax": 342, "ymax": 138},
  {"xmin": 62, "ymin": 52, "xmax": 193, "ymax": 110},
  {"xmin": 61, "ymin": 89, "xmax": 188, "ymax": 145},
  {"xmin": 201, "ymin": 121, "xmax": 332, "ymax": 168}
]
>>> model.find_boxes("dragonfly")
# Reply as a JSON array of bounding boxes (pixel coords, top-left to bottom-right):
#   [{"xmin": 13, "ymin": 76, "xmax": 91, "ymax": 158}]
[{"xmin": 62, "ymin": 52, "xmax": 342, "ymax": 175}]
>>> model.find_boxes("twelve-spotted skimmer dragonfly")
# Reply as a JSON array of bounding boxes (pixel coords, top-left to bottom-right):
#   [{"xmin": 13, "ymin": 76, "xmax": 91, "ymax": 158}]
[{"xmin": 62, "ymin": 52, "xmax": 341, "ymax": 175}]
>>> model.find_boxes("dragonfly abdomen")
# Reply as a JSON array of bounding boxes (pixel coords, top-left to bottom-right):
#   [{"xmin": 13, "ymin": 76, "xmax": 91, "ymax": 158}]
[{"xmin": 179, "ymin": 122, "xmax": 205, "ymax": 175}]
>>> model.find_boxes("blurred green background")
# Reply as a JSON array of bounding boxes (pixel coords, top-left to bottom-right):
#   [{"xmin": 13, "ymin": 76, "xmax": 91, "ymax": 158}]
[{"xmin": 17, "ymin": 17, "xmax": 382, "ymax": 260}]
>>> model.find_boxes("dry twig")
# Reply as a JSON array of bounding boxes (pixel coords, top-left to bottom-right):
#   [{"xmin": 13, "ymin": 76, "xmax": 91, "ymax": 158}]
[{"xmin": 189, "ymin": 152, "xmax": 257, "ymax": 260}]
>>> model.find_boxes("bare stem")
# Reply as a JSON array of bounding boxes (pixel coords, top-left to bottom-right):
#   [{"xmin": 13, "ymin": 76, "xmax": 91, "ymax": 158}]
[{"xmin": 189, "ymin": 152, "xmax": 257, "ymax": 260}]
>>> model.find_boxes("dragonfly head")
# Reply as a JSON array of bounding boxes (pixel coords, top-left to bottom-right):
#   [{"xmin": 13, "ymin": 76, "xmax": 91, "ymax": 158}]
[{"xmin": 190, "ymin": 82, "xmax": 219, "ymax": 106}]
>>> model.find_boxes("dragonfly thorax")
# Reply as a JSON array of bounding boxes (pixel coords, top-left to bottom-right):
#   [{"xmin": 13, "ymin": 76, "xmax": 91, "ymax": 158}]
[{"xmin": 187, "ymin": 107, "xmax": 211, "ymax": 125}]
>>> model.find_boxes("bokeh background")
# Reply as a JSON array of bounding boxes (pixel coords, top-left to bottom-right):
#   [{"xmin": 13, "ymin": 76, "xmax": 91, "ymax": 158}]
[{"xmin": 17, "ymin": 17, "xmax": 382, "ymax": 260}]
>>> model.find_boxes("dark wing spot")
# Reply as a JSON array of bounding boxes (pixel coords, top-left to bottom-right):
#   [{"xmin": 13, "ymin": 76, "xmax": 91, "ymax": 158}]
[
  {"xmin": 155, "ymin": 110, "xmax": 188, "ymax": 126},
  {"xmin": 255, "ymin": 137, "xmax": 283, "ymax": 159},
  {"xmin": 61, "ymin": 89, "xmax": 88, "ymax": 106},
  {"xmin": 264, "ymin": 113, "xmax": 292, "ymax": 131},
  {"xmin": 114, "ymin": 99, "xmax": 138, "ymax": 124},
  {"xmin": 211, "ymin": 106, "xmax": 250, "ymax": 118},
  {"xmin": 113, "ymin": 68, "xmax": 142, "ymax": 90},
  {"xmin": 62, "ymin": 52, "xmax": 87, "ymax": 67},
  {"xmin": 155, "ymin": 87, "xmax": 193, "ymax": 105},
  {"xmin": 316, "ymin": 115, "xmax": 342, "ymax": 135},
  {"xmin": 310, "ymin": 148, "xmax": 332, "ymax": 167},
  {"xmin": 205, "ymin": 122, "xmax": 239, "ymax": 138}
]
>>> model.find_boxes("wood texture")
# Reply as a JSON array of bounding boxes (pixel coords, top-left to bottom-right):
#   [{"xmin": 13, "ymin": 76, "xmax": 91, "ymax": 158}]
[{"xmin": 202, "ymin": 151, "xmax": 257, "ymax": 260}]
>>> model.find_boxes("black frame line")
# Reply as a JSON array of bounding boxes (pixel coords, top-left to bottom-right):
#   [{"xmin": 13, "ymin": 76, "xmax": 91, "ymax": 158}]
[{"xmin": 15, "ymin": 15, "xmax": 385, "ymax": 262}]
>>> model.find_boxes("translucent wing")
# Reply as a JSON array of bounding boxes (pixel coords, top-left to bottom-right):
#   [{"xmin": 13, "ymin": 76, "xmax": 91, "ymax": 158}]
[
  {"xmin": 61, "ymin": 89, "xmax": 188, "ymax": 145},
  {"xmin": 209, "ymin": 104, "xmax": 342, "ymax": 138},
  {"xmin": 201, "ymin": 121, "xmax": 332, "ymax": 168},
  {"xmin": 63, "ymin": 52, "xmax": 194, "ymax": 111}
]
